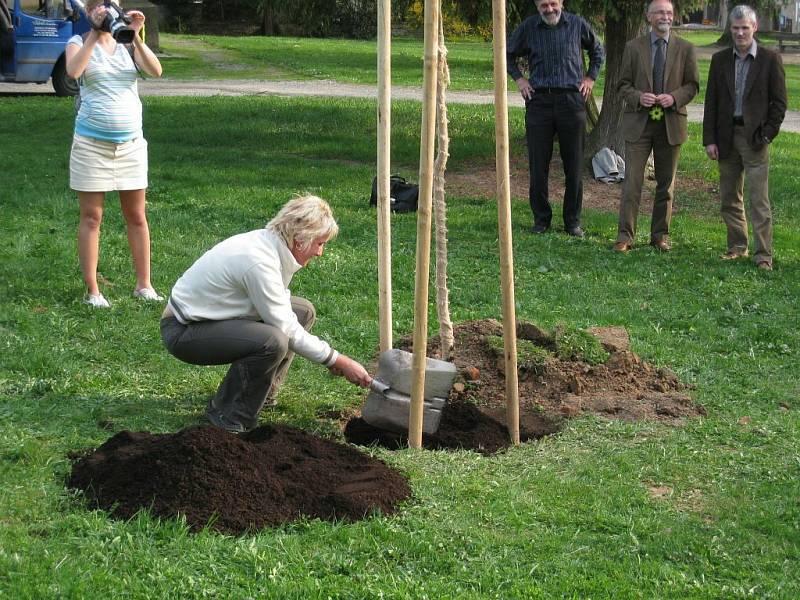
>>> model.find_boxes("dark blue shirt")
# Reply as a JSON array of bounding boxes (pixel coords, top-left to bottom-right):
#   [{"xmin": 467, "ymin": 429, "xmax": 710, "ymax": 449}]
[{"xmin": 506, "ymin": 11, "xmax": 604, "ymax": 88}]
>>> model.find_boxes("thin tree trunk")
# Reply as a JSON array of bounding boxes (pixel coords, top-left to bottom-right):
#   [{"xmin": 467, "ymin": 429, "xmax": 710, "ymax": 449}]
[
  {"xmin": 433, "ymin": 17, "xmax": 453, "ymax": 361},
  {"xmin": 586, "ymin": 11, "xmax": 645, "ymax": 162}
]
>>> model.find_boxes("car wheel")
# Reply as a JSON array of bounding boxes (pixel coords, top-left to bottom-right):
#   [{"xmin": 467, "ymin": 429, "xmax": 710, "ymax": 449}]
[{"xmin": 52, "ymin": 55, "xmax": 78, "ymax": 97}]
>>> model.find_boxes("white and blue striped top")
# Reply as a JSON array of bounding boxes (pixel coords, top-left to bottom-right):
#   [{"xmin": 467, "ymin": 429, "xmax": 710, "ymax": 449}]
[{"xmin": 68, "ymin": 35, "xmax": 142, "ymax": 143}]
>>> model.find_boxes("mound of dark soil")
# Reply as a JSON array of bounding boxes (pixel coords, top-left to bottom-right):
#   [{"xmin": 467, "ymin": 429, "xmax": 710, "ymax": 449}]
[
  {"xmin": 68, "ymin": 424, "xmax": 411, "ymax": 534},
  {"xmin": 344, "ymin": 320, "xmax": 704, "ymax": 454},
  {"xmin": 344, "ymin": 400, "xmax": 562, "ymax": 455}
]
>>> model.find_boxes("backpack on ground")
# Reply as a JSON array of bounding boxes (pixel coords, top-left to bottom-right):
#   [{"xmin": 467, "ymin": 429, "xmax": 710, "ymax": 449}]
[{"xmin": 369, "ymin": 175, "xmax": 419, "ymax": 213}]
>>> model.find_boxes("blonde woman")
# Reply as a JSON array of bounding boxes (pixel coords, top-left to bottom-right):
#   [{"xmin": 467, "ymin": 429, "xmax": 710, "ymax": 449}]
[
  {"xmin": 65, "ymin": 0, "xmax": 163, "ymax": 308},
  {"xmin": 161, "ymin": 195, "xmax": 372, "ymax": 434}
]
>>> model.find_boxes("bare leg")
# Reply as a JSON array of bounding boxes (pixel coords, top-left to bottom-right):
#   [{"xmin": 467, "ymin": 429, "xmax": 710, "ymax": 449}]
[
  {"xmin": 78, "ymin": 192, "xmax": 105, "ymax": 296},
  {"xmin": 119, "ymin": 188, "xmax": 152, "ymax": 291}
]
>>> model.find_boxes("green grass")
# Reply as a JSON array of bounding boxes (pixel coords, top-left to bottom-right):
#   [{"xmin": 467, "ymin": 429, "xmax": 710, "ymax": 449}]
[
  {"xmin": 673, "ymin": 29, "xmax": 724, "ymax": 47},
  {"xmin": 158, "ymin": 32, "xmax": 800, "ymax": 111},
  {"xmin": 1, "ymin": 94, "xmax": 799, "ymax": 598},
  {"xmin": 552, "ymin": 324, "xmax": 610, "ymax": 365}
]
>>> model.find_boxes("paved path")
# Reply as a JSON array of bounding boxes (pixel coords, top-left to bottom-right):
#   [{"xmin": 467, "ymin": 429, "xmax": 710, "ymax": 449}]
[{"xmin": 3, "ymin": 78, "xmax": 800, "ymax": 133}]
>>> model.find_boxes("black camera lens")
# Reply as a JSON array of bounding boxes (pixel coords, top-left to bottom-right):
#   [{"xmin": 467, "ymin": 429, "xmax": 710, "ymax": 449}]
[
  {"xmin": 99, "ymin": 1, "xmax": 136, "ymax": 44},
  {"xmin": 110, "ymin": 22, "xmax": 135, "ymax": 43}
]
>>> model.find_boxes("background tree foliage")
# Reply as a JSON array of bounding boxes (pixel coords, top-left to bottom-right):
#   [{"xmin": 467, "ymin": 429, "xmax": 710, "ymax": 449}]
[{"xmin": 157, "ymin": 0, "xmax": 783, "ymax": 159}]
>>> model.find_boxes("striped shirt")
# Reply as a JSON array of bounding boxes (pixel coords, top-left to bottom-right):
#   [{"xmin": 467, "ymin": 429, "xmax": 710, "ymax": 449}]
[
  {"xmin": 506, "ymin": 11, "xmax": 604, "ymax": 89},
  {"xmin": 68, "ymin": 35, "xmax": 142, "ymax": 143}
]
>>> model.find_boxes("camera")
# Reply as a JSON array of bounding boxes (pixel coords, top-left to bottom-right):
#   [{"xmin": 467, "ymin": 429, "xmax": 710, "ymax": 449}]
[{"xmin": 95, "ymin": 1, "xmax": 135, "ymax": 44}]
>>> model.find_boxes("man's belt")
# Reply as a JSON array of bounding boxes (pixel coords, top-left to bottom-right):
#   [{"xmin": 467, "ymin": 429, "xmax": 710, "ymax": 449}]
[
  {"xmin": 533, "ymin": 87, "xmax": 578, "ymax": 94},
  {"xmin": 733, "ymin": 116, "xmax": 745, "ymax": 126}
]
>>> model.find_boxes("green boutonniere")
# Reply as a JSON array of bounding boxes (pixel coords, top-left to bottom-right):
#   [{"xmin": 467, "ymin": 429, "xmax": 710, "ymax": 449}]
[{"xmin": 649, "ymin": 106, "xmax": 664, "ymax": 121}]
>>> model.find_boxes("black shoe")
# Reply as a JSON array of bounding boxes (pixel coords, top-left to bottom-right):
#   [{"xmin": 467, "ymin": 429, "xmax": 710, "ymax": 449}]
[
  {"xmin": 530, "ymin": 224, "xmax": 550, "ymax": 234},
  {"xmin": 565, "ymin": 226, "xmax": 584, "ymax": 238},
  {"xmin": 206, "ymin": 407, "xmax": 247, "ymax": 434}
]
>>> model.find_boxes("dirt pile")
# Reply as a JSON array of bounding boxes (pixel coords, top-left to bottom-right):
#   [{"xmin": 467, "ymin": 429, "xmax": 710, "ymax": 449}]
[
  {"xmin": 68, "ymin": 424, "xmax": 411, "ymax": 534},
  {"xmin": 345, "ymin": 400, "xmax": 562, "ymax": 455},
  {"xmin": 345, "ymin": 320, "xmax": 704, "ymax": 453}
]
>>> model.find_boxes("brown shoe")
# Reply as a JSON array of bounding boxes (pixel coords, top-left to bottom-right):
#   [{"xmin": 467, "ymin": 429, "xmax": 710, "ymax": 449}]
[
  {"xmin": 757, "ymin": 261, "xmax": 773, "ymax": 271},
  {"xmin": 613, "ymin": 241, "xmax": 632, "ymax": 253},
  {"xmin": 721, "ymin": 250, "xmax": 749, "ymax": 260},
  {"xmin": 650, "ymin": 239, "xmax": 671, "ymax": 252}
]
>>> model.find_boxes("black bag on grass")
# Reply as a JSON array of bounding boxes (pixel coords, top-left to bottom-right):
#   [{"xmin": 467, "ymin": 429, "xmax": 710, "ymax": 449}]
[{"xmin": 370, "ymin": 175, "xmax": 419, "ymax": 213}]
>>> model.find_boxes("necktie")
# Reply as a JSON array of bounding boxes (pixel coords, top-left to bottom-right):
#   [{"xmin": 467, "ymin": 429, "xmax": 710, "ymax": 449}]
[{"xmin": 653, "ymin": 38, "xmax": 666, "ymax": 95}]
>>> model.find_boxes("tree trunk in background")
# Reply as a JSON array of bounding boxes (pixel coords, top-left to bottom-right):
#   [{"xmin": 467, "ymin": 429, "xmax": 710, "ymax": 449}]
[
  {"xmin": 261, "ymin": 1, "xmax": 276, "ymax": 35},
  {"xmin": 586, "ymin": 11, "xmax": 644, "ymax": 162}
]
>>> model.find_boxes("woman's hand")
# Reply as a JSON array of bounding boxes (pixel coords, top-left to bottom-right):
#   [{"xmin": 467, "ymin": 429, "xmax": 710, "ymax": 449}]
[
  {"xmin": 127, "ymin": 10, "xmax": 145, "ymax": 35},
  {"xmin": 329, "ymin": 355, "xmax": 372, "ymax": 388},
  {"xmin": 88, "ymin": 5, "xmax": 108, "ymax": 29}
]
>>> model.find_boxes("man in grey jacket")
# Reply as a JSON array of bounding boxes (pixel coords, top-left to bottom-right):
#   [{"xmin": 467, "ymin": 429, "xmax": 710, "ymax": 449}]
[{"xmin": 161, "ymin": 195, "xmax": 371, "ymax": 433}]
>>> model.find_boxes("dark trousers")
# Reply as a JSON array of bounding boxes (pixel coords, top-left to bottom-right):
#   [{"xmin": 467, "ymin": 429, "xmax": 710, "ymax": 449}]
[
  {"xmin": 160, "ymin": 296, "xmax": 316, "ymax": 429},
  {"xmin": 525, "ymin": 91, "xmax": 586, "ymax": 229}
]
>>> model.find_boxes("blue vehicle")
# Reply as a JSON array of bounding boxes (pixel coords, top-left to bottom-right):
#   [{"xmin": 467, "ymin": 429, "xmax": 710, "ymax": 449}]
[{"xmin": 0, "ymin": 0, "xmax": 90, "ymax": 95}]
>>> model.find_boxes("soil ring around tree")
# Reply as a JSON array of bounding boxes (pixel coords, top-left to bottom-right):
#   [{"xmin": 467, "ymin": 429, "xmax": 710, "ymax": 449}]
[
  {"xmin": 68, "ymin": 424, "xmax": 412, "ymax": 535},
  {"xmin": 344, "ymin": 319, "xmax": 705, "ymax": 454}
]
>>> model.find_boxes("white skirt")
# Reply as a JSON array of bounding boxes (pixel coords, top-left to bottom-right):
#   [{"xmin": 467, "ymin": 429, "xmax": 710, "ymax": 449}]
[{"xmin": 70, "ymin": 133, "xmax": 148, "ymax": 192}]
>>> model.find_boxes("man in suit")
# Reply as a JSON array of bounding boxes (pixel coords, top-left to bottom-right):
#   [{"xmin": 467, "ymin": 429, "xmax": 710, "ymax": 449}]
[
  {"xmin": 507, "ymin": 0, "xmax": 604, "ymax": 237},
  {"xmin": 703, "ymin": 5, "xmax": 787, "ymax": 270},
  {"xmin": 614, "ymin": 0, "xmax": 699, "ymax": 253}
]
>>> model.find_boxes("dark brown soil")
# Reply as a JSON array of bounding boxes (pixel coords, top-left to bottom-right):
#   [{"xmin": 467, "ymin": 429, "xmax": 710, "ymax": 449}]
[
  {"xmin": 344, "ymin": 320, "xmax": 705, "ymax": 453},
  {"xmin": 345, "ymin": 400, "xmax": 562, "ymax": 455},
  {"xmin": 68, "ymin": 424, "xmax": 411, "ymax": 534}
]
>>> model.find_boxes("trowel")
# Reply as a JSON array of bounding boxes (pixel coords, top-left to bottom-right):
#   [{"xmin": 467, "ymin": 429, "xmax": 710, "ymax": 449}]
[{"xmin": 361, "ymin": 348, "xmax": 459, "ymax": 435}]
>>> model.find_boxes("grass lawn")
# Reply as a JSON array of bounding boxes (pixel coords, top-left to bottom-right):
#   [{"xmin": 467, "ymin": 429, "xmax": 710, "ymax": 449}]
[
  {"xmin": 1, "ymin": 93, "xmax": 799, "ymax": 598},
  {"xmin": 158, "ymin": 32, "xmax": 800, "ymax": 111}
]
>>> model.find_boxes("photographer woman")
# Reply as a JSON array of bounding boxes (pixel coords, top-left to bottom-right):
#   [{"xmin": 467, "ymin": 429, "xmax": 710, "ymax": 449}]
[{"xmin": 65, "ymin": 1, "xmax": 163, "ymax": 308}]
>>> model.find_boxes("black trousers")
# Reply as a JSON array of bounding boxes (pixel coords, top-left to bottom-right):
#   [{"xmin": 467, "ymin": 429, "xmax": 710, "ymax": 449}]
[{"xmin": 525, "ymin": 91, "xmax": 586, "ymax": 229}]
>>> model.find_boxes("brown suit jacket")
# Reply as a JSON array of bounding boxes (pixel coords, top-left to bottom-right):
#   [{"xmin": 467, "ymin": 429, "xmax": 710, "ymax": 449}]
[
  {"xmin": 703, "ymin": 45, "xmax": 787, "ymax": 158},
  {"xmin": 618, "ymin": 33, "xmax": 699, "ymax": 146}
]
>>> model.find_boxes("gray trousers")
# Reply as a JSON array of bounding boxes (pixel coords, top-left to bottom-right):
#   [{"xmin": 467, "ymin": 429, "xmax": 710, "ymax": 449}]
[{"xmin": 160, "ymin": 296, "xmax": 316, "ymax": 429}]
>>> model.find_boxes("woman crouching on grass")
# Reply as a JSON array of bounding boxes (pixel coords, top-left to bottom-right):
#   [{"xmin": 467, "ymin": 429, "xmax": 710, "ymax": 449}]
[
  {"xmin": 160, "ymin": 195, "xmax": 372, "ymax": 434},
  {"xmin": 65, "ymin": 0, "xmax": 162, "ymax": 308}
]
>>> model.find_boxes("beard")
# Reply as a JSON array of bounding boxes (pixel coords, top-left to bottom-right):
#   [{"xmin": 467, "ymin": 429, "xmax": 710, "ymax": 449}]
[{"xmin": 542, "ymin": 10, "xmax": 561, "ymax": 25}]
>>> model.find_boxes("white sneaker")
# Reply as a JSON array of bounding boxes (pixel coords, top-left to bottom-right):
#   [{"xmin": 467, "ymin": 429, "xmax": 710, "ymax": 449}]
[
  {"xmin": 84, "ymin": 293, "xmax": 110, "ymax": 308},
  {"xmin": 133, "ymin": 287, "xmax": 164, "ymax": 302}
]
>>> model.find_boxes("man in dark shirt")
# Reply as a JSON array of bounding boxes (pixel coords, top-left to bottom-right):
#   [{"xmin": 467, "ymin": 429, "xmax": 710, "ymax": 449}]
[{"xmin": 507, "ymin": 0, "xmax": 604, "ymax": 237}]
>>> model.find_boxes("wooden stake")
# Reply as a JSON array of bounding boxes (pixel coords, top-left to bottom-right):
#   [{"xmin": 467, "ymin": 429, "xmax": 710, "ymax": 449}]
[
  {"xmin": 492, "ymin": 0, "xmax": 520, "ymax": 444},
  {"xmin": 408, "ymin": 0, "xmax": 440, "ymax": 449},
  {"xmin": 377, "ymin": 0, "xmax": 392, "ymax": 352}
]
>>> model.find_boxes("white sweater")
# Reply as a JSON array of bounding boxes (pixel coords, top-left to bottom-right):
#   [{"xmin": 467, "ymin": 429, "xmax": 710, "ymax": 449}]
[{"xmin": 168, "ymin": 229, "xmax": 339, "ymax": 367}]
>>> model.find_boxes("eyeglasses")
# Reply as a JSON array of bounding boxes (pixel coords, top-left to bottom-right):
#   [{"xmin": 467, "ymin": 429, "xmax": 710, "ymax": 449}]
[{"xmin": 649, "ymin": 10, "xmax": 674, "ymax": 16}]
